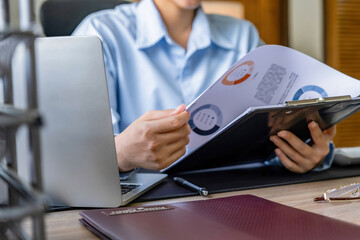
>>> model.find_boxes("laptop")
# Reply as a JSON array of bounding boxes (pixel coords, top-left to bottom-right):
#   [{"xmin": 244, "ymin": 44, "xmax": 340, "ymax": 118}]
[{"xmin": 12, "ymin": 36, "xmax": 167, "ymax": 208}]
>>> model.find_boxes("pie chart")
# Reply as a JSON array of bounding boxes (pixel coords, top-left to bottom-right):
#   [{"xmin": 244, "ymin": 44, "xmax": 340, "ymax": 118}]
[{"xmin": 189, "ymin": 104, "xmax": 223, "ymax": 136}]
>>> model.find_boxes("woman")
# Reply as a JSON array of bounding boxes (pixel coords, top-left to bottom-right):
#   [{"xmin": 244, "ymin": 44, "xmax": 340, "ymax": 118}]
[{"xmin": 73, "ymin": 0, "xmax": 336, "ymax": 174}]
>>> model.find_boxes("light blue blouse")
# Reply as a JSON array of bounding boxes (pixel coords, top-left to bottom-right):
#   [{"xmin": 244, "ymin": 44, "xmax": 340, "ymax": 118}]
[
  {"xmin": 73, "ymin": 0, "xmax": 334, "ymax": 171},
  {"xmin": 72, "ymin": 0, "xmax": 261, "ymax": 133}
]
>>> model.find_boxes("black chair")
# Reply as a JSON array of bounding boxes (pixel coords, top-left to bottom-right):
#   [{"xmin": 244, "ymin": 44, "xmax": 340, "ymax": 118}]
[{"xmin": 40, "ymin": 0, "xmax": 131, "ymax": 36}]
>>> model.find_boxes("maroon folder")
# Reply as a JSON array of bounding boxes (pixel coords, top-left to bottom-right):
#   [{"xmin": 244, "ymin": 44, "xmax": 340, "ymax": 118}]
[{"xmin": 79, "ymin": 194, "xmax": 360, "ymax": 240}]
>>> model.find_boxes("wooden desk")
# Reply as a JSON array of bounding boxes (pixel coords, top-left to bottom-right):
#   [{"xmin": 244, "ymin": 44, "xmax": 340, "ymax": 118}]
[{"xmin": 39, "ymin": 176, "xmax": 360, "ymax": 239}]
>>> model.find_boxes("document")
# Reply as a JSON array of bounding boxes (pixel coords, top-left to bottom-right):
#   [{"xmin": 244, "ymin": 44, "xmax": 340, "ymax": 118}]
[{"xmin": 186, "ymin": 45, "xmax": 360, "ymax": 150}]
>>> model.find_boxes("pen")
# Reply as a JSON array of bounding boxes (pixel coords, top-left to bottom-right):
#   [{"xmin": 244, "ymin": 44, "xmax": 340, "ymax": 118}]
[{"xmin": 173, "ymin": 177, "xmax": 208, "ymax": 196}]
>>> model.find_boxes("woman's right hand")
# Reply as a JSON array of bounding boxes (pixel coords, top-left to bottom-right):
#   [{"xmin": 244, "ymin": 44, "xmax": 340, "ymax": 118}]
[{"xmin": 114, "ymin": 104, "xmax": 190, "ymax": 171}]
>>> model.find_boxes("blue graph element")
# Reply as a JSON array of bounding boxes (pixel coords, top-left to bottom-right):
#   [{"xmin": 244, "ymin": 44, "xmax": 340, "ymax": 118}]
[
  {"xmin": 293, "ymin": 85, "xmax": 328, "ymax": 100},
  {"xmin": 189, "ymin": 104, "xmax": 223, "ymax": 136}
]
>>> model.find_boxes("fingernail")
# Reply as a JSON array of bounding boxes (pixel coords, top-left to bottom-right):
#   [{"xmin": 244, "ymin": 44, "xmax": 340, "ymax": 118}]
[
  {"xmin": 309, "ymin": 121, "xmax": 317, "ymax": 128},
  {"xmin": 171, "ymin": 104, "xmax": 186, "ymax": 115},
  {"xmin": 274, "ymin": 148, "xmax": 281, "ymax": 155},
  {"xmin": 277, "ymin": 131, "xmax": 287, "ymax": 138}
]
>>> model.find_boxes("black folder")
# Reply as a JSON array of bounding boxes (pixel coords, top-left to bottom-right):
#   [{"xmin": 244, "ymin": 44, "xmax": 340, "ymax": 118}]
[
  {"xmin": 165, "ymin": 96, "xmax": 360, "ymax": 174},
  {"xmin": 136, "ymin": 96, "xmax": 360, "ymax": 202}
]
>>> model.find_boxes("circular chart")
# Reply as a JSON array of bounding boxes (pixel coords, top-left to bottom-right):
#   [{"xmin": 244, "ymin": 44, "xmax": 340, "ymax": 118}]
[
  {"xmin": 189, "ymin": 104, "xmax": 223, "ymax": 136},
  {"xmin": 293, "ymin": 85, "xmax": 328, "ymax": 100},
  {"xmin": 222, "ymin": 60, "xmax": 254, "ymax": 85}
]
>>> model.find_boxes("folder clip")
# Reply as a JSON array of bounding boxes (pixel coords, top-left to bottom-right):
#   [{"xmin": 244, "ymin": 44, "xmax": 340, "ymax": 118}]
[{"xmin": 285, "ymin": 95, "xmax": 351, "ymax": 106}]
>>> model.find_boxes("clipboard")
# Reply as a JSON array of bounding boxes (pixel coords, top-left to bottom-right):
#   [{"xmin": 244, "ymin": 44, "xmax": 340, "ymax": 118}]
[{"xmin": 164, "ymin": 96, "xmax": 360, "ymax": 174}]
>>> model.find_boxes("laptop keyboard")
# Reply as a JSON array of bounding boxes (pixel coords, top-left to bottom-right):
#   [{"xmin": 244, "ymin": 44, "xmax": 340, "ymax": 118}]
[{"xmin": 121, "ymin": 184, "xmax": 141, "ymax": 195}]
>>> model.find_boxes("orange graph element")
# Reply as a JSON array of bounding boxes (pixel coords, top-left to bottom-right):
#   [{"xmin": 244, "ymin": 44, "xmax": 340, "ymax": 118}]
[{"xmin": 222, "ymin": 60, "xmax": 254, "ymax": 85}]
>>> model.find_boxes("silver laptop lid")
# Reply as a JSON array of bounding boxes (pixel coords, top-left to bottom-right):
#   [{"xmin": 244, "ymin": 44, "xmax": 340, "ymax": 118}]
[
  {"xmin": 12, "ymin": 36, "xmax": 166, "ymax": 208},
  {"xmin": 35, "ymin": 36, "xmax": 122, "ymax": 207},
  {"xmin": 36, "ymin": 36, "xmax": 122, "ymax": 207}
]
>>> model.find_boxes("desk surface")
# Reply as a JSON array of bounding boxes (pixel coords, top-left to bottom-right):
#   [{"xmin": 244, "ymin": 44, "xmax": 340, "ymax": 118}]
[{"xmin": 38, "ymin": 176, "xmax": 360, "ymax": 239}]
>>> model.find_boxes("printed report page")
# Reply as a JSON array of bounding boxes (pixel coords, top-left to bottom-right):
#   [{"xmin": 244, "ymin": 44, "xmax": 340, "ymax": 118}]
[{"xmin": 186, "ymin": 45, "xmax": 360, "ymax": 150}]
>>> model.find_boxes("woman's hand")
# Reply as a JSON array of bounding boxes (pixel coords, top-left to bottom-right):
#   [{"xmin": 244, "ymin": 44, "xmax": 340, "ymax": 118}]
[
  {"xmin": 270, "ymin": 121, "xmax": 336, "ymax": 173},
  {"xmin": 114, "ymin": 104, "xmax": 190, "ymax": 171}
]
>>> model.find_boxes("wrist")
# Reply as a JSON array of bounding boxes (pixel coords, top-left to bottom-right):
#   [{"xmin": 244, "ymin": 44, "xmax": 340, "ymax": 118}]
[
  {"xmin": 116, "ymin": 152, "xmax": 138, "ymax": 172},
  {"xmin": 115, "ymin": 134, "xmax": 137, "ymax": 172}
]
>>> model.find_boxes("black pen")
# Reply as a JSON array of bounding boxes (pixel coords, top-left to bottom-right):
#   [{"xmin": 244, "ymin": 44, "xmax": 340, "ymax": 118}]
[{"xmin": 173, "ymin": 177, "xmax": 208, "ymax": 196}]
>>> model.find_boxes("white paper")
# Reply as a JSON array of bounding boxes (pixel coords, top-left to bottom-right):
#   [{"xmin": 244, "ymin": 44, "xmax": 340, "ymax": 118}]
[{"xmin": 186, "ymin": 45, "xmax": 360, "ymax": 150}]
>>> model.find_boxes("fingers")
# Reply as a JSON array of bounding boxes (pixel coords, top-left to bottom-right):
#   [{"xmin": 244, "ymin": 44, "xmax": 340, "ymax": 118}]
[
  {"xmin": 145, "ymin": 111, "xmax": 190, "ymax": 133},
  {"xmin": 165, "ymin": 147, "xmax": 188, "ymax": 168},
  {"xmin": 273, "ymin": 130, "xmax": 313, "ymax": 159},
  {"xmin": 274, "ymin": 148, "xmax": 306, "ymax": 173},
  {"xmin": 142, "ymin": 135, "xmax": 190, "ymax": 170},
  {"xmin": 270, "ymin": 134, "xmax": 313, "ymax": 173},
  {"xmin": 170, "ymin": 104, "xmax": 186, "ymax": 116},
  {"xmin": 159, "ymin": 137, "xmax": 190, "ymax": 169},
  {"xmin": 166, "ymin": 135, "xmax": 190, "ymax": 155},
  {"xmin": 270, "ymin": 122, "xmax": 335, "ymax": 173},
  {"xmin": 323, "ymin": 125, "xmax": 336, "ymax": 140},
  {"xmin": 138, "ymin": 104, "xmax": 189, "ymax": 133},
  {"xmin": 141, "ymin": 109, "xmax": 177, "ymax": 121},
  {"xmin": 308, "ymin": 121, "xmax": 328, "ymax": 151},
  {"xmin": 144, "ymin": 125, "xmax": 190, "ymax": 169},
  {"xmin": 156, "ymin": 123, "xmax": 191, "ymax": 143},
  {"xmin": 115, "ymin": 105, "xmax": 190, "ymax": 171},
  {"xmin": 141, "ymin": 104, "xmax": 186, "ymax": 121},
  {"xmin": 308, "ymin": 122, "xmax": 333, "ymax": 161}
]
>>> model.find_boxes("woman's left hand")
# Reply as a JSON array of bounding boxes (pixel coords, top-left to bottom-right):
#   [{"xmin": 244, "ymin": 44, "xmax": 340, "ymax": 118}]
[{"xmin": 270, "ymin": 121, "xmax": 336, "ymax": 173}]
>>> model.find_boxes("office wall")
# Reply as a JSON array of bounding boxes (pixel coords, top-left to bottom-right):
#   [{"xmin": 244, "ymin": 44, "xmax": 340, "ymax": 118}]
[
  {"xmin": 6, "ymin": 0, "xmax": 44, "ymax": 27},
  {"xmin": 35, "ymin": 0, "xmax": 44, "ymax": 23},
  {"xmin": 288, "ymin": 0, "xmax": 324, "ymax": 61}
]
